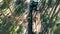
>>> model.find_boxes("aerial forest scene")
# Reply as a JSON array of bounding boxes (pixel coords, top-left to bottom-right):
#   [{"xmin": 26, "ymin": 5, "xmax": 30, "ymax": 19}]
[{"xmin": 0, "ymin": 0, "xmax": 60, "ymax": 34}]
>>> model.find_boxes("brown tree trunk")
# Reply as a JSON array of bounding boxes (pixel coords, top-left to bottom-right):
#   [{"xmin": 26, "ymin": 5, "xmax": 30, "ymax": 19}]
[
  {"xmin": 4, "ymin": 0, "xmax": 19, "ymax": 25},
  {"xmin": 0, "ymin": 9, "xmax": 8, "ymax": 20}
]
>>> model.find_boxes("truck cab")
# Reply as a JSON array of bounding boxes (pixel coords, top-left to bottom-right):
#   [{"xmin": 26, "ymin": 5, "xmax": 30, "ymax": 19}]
[
  {"xmin": 32, "ymin": 0, "xmax": 38, "ymax": 2},
  {"xmin": 30, "ymin": 0, "xmax": 39, "ymax": 11}
]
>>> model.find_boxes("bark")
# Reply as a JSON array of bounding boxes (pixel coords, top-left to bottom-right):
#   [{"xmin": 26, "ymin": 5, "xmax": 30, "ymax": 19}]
[
  {"xmin": 4, "ymin": 0, "xmax": 19, "ymax": 25},
  {"xmin": 0, "ymin": 9, "xmax": 8, "ymax": 20}
]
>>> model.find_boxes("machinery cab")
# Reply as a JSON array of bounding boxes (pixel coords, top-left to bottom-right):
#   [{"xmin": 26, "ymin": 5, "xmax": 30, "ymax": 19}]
[{"xmin": 30, "ymin": 0, "xmax": 39, "ymax": 11}]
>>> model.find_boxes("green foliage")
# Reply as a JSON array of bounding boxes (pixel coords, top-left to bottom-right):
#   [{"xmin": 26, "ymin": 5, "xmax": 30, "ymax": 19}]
[
  {"xmin": 7, "ymin": 0, "xmax": 12, "ymax": 3},
  {"xmin": 11, "ymin": 26, "xmax": 16, "ymax": 33},
  {"xmin": 3, "ymin": 0, "xmax": 12, "ymax": 3},
  {"xmin": 43, "ymin": 14, "xmax": 50, "ymax": 22},
  {"xmin": 15, "ymin": 0, "xmax": 21, "ymax": 5},
  {"xmin": 54, "ymin": 26, "xmax": 60, "ymax": 34},
  {"xmin": 0, "ymin": 17, "xmax": 24, "ymax": 34},
  {"xmin": 55, "ymin": 16, "xmax": 60, "ymax": 22},
  {"xmin": 0, "ymin": 18, "xmax": 8, "ymax": 34},
  {"xmin": 0, "ymin": 3, "xmax": 6, "ymax": 10},
  {"xmin": 17, "ymin": 26, "xmax": 24, "ymax": 34},
  {"xmin": 0, "ymin": 0, "xmax": 12, "ymax": 10},
  {"xmin": 0, "ymin": 18, "xmax": 14, "ymax": 34},
  {"xmin": 14, "ymin": 6, "xmax": 24, "ymax": 16},
  {"xmin": 48, "ymin": 22, "xmax": 55, "ymax": 28},
  {"xmin": 1, "ymin": 18, "xmax": 6, "ymax": 25}
]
